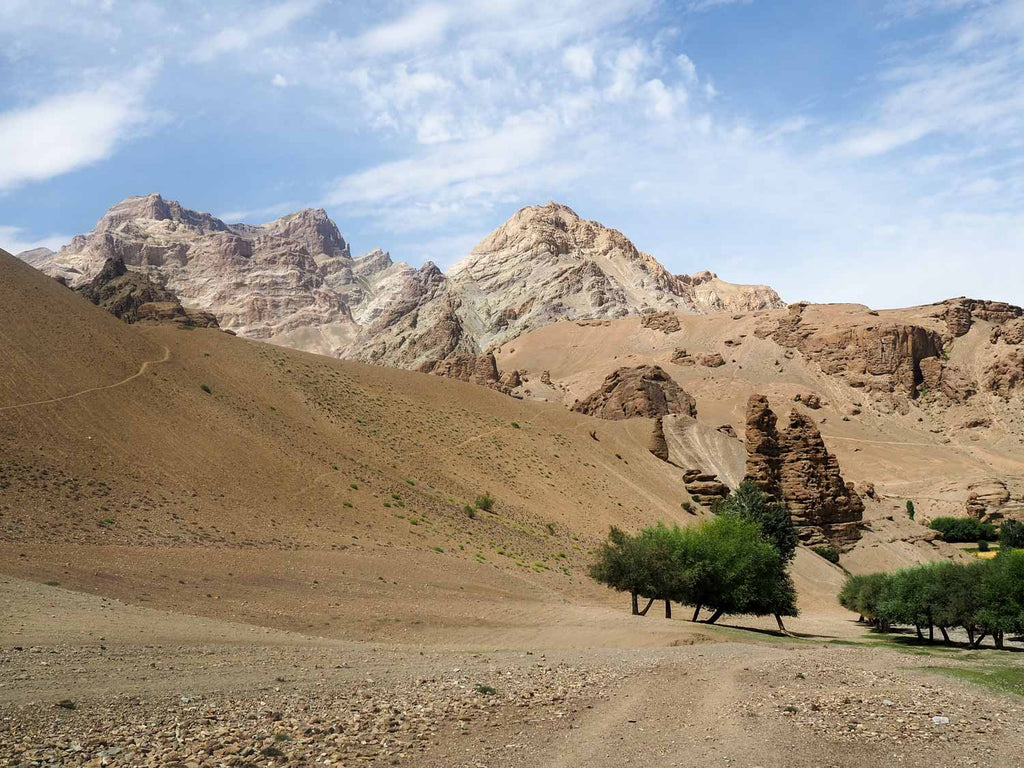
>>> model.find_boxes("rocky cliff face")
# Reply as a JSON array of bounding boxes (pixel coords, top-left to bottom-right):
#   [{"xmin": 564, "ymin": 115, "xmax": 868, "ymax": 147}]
[
  {"xmin": 445, "ymin": 203, "xmax": 782, "ymax": 357},
  {"xmin": 744, "ymin": 395, "xmax": 864, "ymax": 547},
  {"xmin": 76, "ymin": 257, "xmax": 219, "ymax": 328},
  {"xmin": 571, "ymin": 365, "xmax": 697, "ymax": 420},
  {"xmin": 39, "ymin": 194, "xmax": 357, "ymax": 351},
  {"xmin": 418, "ymin": 353, "xmax": 508, "ymax": 393},
  {"xmin": 29, "ymin": 195, "xmax": 783, "ymax": 371}
]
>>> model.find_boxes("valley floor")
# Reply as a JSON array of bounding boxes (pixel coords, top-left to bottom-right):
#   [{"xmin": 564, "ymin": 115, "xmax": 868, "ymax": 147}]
[{"xmin": 2, "ymin": 574, "xmax": 1021, "ymax": 768}]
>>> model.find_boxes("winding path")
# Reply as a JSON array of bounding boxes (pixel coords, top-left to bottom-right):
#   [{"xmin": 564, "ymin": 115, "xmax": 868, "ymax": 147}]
[{"xmin": 0, "ymin": 346, "xmax": 171, "ymax": 413}]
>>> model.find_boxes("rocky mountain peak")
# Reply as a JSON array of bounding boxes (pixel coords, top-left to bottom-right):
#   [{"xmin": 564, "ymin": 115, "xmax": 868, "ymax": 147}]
[
  {"xmin": 97, "ymin": 193, "xmax": 229, "ymax": 234},
  {"xmin": 26, "ymin": 195, "xmax": 786, "ymax": 370},
  {"xmin": 259, "ymin": 208, "xmax": 350, "ymax": 259}
]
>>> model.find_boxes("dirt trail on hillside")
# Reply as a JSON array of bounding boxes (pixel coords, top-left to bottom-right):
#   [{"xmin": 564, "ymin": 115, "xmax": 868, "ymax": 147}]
[{"xmin": 0, "ymin": 346, "xmax": 170, "ymax": 412}]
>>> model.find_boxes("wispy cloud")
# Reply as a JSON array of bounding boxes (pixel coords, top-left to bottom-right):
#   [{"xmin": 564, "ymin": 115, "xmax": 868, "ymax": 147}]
[
  {"xmin": 0, "ymin": 225, "xmax": 69, "ymax": 255},
  {"xmin": 354, "ymin": 3, "xmax": 452, "ymax": 55},
  {"xmin": 192, "ymin": 0, "xmax": 323, "ymax": 62},
  {"xmin": 0, "ymin": 66, "xmax": 157, "ymax": 192}
]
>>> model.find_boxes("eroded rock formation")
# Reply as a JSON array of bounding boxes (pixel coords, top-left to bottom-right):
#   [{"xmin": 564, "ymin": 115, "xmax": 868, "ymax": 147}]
[
  {"xmin": 641, "ymin": 311, "xmax": 681, "ymax": 334},
  {"xmin": 76, "ymin": 258, "xmax": 218, "ymax": 328},
  {"xmin": 965, "ymin": 479, "xmax": 1024, "ymax": 525},
  {"xmin": 572, "ymin": 365, "xmax": 697, "ymax": 420},
  {"xmin": 648, "ymin": 417, "xmax": 669, "ymax": 461},
  {"xmin": 683, "ymin": 468, "xmax": 731, "ymax": 508},
  {"xmin": 984, "ymin": 350, "xmax": 1024, "ymax": 399},
  {"xmin": 744, "ymin": 395, "xmax": 863, "ymax": 546},
  {"xmin": 418, "ymin": 353, "xmax": 508, "ymax": 393},
  {"xmin": 943, "ymin": 298, "xmax": 1023, "ymax": 337}
]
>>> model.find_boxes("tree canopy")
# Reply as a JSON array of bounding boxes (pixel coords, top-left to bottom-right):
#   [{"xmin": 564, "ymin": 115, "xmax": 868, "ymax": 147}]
[
  {"xmin": 839, "ymin": 550, "xmax": 1024, "ymax": 649},
  {"xmin": 590, "ymin": 485, "xmax": 798, "ymax": 627}
]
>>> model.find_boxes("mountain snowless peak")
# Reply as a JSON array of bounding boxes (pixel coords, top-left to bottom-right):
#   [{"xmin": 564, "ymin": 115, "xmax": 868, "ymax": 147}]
[{"xmin": 27, "ymin": 195, "xmax": 784, "ymax": 366}]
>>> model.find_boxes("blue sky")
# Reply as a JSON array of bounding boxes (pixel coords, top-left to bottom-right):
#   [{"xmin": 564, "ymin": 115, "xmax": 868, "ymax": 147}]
[{"xmin": 1, "ymin": 0, "xmax": 1022, "ymax": 307}]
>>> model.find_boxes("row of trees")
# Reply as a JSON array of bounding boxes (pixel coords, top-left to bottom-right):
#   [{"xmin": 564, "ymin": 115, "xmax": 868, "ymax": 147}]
[
  {"xmin": 839, "ymin": 551, "xmax": 1024, "ymax": 649},
  {"xmin": 590, "ymin": 482, "xmax": 798, "ymax": 631},
  {"xmin": 928, "ymin": 516, "xmax": 998, "ymax": 543}
]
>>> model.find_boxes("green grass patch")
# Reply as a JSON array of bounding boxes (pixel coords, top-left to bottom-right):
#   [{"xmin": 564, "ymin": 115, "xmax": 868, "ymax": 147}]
[{"xmin": 922, "ymin": 665, "xmax": 1024, "ymax": 697}]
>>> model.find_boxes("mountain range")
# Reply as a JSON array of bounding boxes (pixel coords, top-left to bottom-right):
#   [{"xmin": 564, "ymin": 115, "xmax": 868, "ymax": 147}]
[{"xmin": 22, "ymin": 194, "xmax": 783, "ymax": 367}]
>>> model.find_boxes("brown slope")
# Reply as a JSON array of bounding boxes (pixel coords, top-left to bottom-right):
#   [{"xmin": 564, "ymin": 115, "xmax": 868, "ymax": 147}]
[
  {"xmin": 1, "ymin": 246, "xmax": 723, "ymax": 642},
  {"xmin": 0, "ymin": 248, "xmax": 162, "ymax": 407}
]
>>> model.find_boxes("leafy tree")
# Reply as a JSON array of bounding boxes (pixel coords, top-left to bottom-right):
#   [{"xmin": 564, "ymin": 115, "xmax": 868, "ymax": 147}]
[
  {"xmin": 677, "ymin": 513, "xmax": 788, "ymax": 625},
  {"xmin": 929, "ymin": 516, "xmax": 997, "ymax": 543},
  {"xmin": 590, "ymin": 526, "xmax": 655, "ymax": 616},
  {"xmin": 811, "ymin": 545, "xmax": 840, "ymax": 564},
  {"xmin": 838, "ymin": 553, "xmax": 1024, "ymax": 649},
  {"xmin": 838, "ymin": 572, "xmax": 890, "ymax": 629},
  {"xmin": 714, "ymin": 480, "xmax": 799, "ymax": 631},
  {"xmin": 590, "ymin": 513, "xmax": 795, "ymax": 629},
  {"xmin": 975, "ymin": 549, "xmax": 1024, "ymax": 649},
  {"xmin": 1000, "ymin": 519, "xmax": 1024, "ymax": 551}
]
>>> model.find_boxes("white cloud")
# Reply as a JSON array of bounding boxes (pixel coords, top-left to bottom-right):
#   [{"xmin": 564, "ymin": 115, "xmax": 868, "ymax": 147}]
[
  {"xmin": 563, "ymin": 45, "xmax": 596, "ymax": 80},
  {"xmin": 355, "ymin": 3, "xmax": 451, "ymax": 55},
  {"xmin": 326, "ymin": 117, "xmax": 558, "ymax": 208},
  {"xmin": 677, "ymin": 53, "xmax": 698, "ymax": 83},
  {"xmin": 606, "ymin": 45, "xmax": 646, "ymax": 99},
  {"xmin": 0, "ymin": 67, "xmax": 156, "ymax": 192},
  {"xmin": 272, "ymin": 73, "xmax": 288, "ymax": 87},
  {"xmin": 0, "ymin": 225, "xmax": 69, "ymax": 255},
  {"xmin": 192, "ymin": 0, "xmax": 323, "ymax": 62},
  {"xmin": 641, "ymin": 78, "xmax": 686, "ymax": 119}
]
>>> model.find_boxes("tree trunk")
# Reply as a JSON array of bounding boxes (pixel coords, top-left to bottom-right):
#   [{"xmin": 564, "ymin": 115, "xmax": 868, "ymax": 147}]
[
  {"xmin": 939, "ymin": 626, "xmax": 950, "ymax": 645},
  {"xmin": 703, "ymin": 608, "xmax": 725, "ymax": 625},
  {"xmin": 692, "ymin": 603, "xmax": 702, "ymax": 622},
  {"xmin": 637, "ymin": 597, "xmax": 655, "ymax": 616},
  {"xmin": 966, "ymin": 627, "xmax": 975, "ymax": 646},
  {"xmin": 915, "ymin": 625, "xmax": 923, "ymax": 641},
  {"xmin": 928, "ymin": 624, "xmax": 934, "ymax": 643},
  {"xmin": 631, "ymin": 592, "xmax": 638, "ymax": 615},
  {"xmin": 775, "ymin": 614, "xmax": 791, "ymax": 635},
  {"xmin": 995, "ymin": 631, "xmax": 1004, "ymax": 650},
  {"xmin": 972, "ymin": 633, "xmax": 987, "ymax": 649},
  {"xmin": 664, "ymin": 600, "xmax": 672, "ymax": 619}
]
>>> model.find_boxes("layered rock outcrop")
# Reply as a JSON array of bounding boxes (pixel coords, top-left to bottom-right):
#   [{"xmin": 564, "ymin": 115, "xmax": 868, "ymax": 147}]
[
  {"xmin": 572, "ymin": 365, "xmax": 697, "ymax": 420},
  {"xmin": 965, "ymin": 479, "xmax": 1024, "ymax": 525},
  {"xmin": 744, "ymin": 395, "xmax": 863, "ymax": 546},
  {"xmin": 683, "ymin": 468, "xmax": 731, "ymax": 508},
  {"xmin": 943, "ymin": 298, "xmax": 1023, "ymax": 337},
  {"xmin": 766, "ymin": 302, "xmax": 958, "ymax": 406},
  {"xmin": 418, "ymin": 353, "xmax": 507, "ymax": 393}
]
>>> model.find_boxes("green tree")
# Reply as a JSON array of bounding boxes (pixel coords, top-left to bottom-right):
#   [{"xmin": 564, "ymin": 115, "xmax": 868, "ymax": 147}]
[
  {"xmin": 1000, "ymin": 519, "xmax": 1024, "ymax": 550},
  {"xmin": 714, "ymin": 480, "xmax": 799, "ymax": 631},
  {"xmin": 906, "ymin": 500, "xmax": 915, "ymax": 520},
  {"xmin": 929, "ymin": 516, "xmax": 997, "ymax": 543},
  {"xmin": 974, "ymin": 549, "xmax": 1024, "ymax": 649}
]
